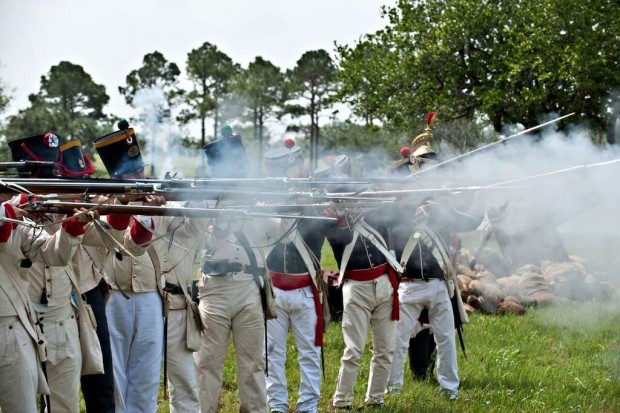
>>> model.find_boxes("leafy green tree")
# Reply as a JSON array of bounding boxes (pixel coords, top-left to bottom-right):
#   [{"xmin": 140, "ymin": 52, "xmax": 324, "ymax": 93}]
[
  {"xmin": 0, "ymin": 77, "xmax": 13, "ymax": 160},
  {"xmin": 4, "ymin": 61, "xmax": 109, "ymax": 155},
  {"xmin": 118, "ymin": 51, "xmax": 182, "ymax": 107},
  {"xmin": 231, "ymin": 56, "xmax": 285, "ymax": 163},
  {"xmin": 336, "ymin": 0, "xmax": 620, "ymax": 144},
  {"xmin": 181, "ymin": 42, "xmax": 240, "ymax": 148},
  {"xmin": 285, "ymin": 49, "xmax": 337, "ymax": 171},
  {"xmin": 0, "ymin": 78, "xmax": 10, "ymax": 116}
]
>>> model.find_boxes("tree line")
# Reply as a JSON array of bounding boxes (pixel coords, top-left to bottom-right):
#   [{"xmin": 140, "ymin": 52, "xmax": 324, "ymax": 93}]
[{"xmin": 1, "ymin": 0, "xmax": 618, "ymax": 171}]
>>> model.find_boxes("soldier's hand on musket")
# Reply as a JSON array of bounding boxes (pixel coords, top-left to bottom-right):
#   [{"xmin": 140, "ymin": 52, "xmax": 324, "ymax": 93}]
[
  {"xmin": 142, "ymin": 195, "xmax": 166, "ymax": 207},
  {"xmin": 72, "ymin": 207, "xmax": 100, "ymax": 223},
  {"xmin": 91, "ymin": 194, "xmax": 110, "ymax": 204},
  {"xmin": 116, "ymin": 193, "xmax": 145, "ymax": 204},
  {"xmin": 320, "ymin": 206, "xmax": 353, "ymax": 228}
]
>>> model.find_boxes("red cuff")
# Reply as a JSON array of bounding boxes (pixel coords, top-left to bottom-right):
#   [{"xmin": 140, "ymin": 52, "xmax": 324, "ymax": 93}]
[
  {"xmin": 0, "ymin": 204, "xmax": 15, "ymax": 242},
  {"xmin": 107, "ymin": 214, "xmax": 132, "ymax": 230},
  {"xmin": 130, "ymin": 218, "xmax": 154, "ymax": 245},
  {"xmin": 62, "ymin": 218, "xmax": 86, "ymax": 237}
]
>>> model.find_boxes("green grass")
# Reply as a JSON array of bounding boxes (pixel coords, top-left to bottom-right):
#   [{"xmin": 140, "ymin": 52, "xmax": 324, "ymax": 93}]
[{"xmin": 149, "ymin": 301, "xmax": 620, "ymax": 413}]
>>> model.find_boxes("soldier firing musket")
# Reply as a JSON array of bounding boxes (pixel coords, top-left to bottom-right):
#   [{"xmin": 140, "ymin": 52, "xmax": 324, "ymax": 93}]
[{"xmin": 384, "ymin": 113, "xmax": 485, "ymax": 402}]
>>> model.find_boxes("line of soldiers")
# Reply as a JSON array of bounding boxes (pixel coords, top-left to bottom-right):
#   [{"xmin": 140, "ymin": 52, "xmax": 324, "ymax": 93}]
[{"xmin": 0, "ymin": 116, "xmax": 484, "ymax": 413}]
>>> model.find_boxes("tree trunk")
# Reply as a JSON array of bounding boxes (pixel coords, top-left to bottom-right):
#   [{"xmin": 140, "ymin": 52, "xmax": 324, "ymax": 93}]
[
  {"xmin": 491, "ymin": 113, "xmax": 503, "ymax": 134},
  {"xmin": 258, "ymin": 107, "xmax": 264, "ymax": 172},
  {"xmin": 213, "ymin": 95, "xmax": 219, "ymax": 143},
  {"xmin": 606, "ymin": 115, "xmax": 617, "ymax": 145},
  {"xmin": 200, "ymin": 115, "xmax": 206, "ymax": 147}
]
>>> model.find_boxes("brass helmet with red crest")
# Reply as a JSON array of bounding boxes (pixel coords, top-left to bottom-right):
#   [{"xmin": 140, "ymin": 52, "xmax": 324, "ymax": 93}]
[
  {"xmin": 411, "ymin": 112, "xmax": 437, "ymax": 163},
  {"xmin": 387, "ymin": 112, "xmax": 438, "ymax": 175}
]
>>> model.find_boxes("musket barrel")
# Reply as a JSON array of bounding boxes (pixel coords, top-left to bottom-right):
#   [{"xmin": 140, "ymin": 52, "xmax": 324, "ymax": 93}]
[{"xmin": 22, "ymin": 201, "xmax": 337, "ymax": 220}]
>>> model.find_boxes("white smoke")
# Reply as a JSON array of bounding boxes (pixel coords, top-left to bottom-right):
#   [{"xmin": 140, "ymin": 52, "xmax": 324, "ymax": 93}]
[
  {"xmin": 132, "ymin": 86, "xmax": 190, "ymax": 178},
  {"xmin": 333, "ymin": 116, "xmax": 620, "ymax": 286}
]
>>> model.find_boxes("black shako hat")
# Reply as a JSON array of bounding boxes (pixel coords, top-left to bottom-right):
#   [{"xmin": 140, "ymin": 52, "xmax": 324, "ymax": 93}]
[
  {"xmin": 58, "ymin": 141, "xmax": 94, "ymax": 178},
  {"xmin": 93, "ymin": 125, "xmax": 144, "ymax": 177},
  {"xmin": 8, "ymin": 132, "xmax": 61, "ymax": 177},
  {"xmin": 203, "ymin": 135, "xmax": 249, "ymax": 178}
]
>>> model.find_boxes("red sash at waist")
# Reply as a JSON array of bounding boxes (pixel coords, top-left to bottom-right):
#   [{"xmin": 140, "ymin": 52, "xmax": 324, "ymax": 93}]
[
  {"xmin": 344, "ymin": 263, "xmax": 388, "ymax": 281},
  {"xmin": 269, "ymin": 271, "xmax": 312, "ymax": 290},
  {"xmin": 269, "ymin": 271, "xmax": 325, "ymax": 347}
]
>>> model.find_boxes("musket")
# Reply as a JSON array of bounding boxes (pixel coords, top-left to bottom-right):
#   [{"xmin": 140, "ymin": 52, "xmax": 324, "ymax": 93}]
[
  {"xmin": 408, "ymin": 112, "xmax": 575, "ymax": 178},
  {"xmin": 0, "ymin": 161, "xmax": 56, "ymax": 171},
  {"xmin": 22, "ymin": 201, "xmax": 337, "ymax": 220},
  {"xmin": 0, "ymin": 177, "xmax": 481, "ymax": 203},
  {"xmin": 0, "ymin": 177, "xmax": 360, "ymax": 201}
]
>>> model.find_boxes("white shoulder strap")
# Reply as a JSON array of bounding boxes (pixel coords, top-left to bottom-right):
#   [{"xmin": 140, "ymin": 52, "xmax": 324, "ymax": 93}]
[
  {"xmin": 400, "ymin": 230, "xmax": 422, "ymax": 268},
  {"xmin": 337, "ymin": 229, "xmax": 359, "ymax": 286},
  {"xmin": 0, "ymin": 262, "xmax": 44, "ymax": 344},
  {"xmin": 291, "ymin": 233, "xmax": 319, "ymax": 285},
  {"xmin": 337, "ymin": 220, "xmax": 404, "ymax": 286},
  {"xmin": 356, "ymin": 220, "xmax": 403, "ymax": 273}
]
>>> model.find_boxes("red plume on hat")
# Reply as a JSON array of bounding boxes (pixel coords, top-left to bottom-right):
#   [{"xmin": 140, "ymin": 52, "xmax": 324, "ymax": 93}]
[
  {"xmin": 283, "ymin": 137, "xmax": 296, "ymax": 149},
  {"xmin": 426, "ymin": 112, "xmax": 436, "ymax": 126}
]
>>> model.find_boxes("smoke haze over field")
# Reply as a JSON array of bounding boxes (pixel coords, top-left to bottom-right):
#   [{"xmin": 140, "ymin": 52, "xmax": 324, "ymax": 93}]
[{"xmin": 429, "ymin": 122, "xmax": 620, "ymax": 283}]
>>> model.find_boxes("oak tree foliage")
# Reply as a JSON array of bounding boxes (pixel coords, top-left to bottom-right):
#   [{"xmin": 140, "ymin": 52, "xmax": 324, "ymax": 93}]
[{"xmin": 336, "ymin": 0, "xmax": 620, "ymax": 144}]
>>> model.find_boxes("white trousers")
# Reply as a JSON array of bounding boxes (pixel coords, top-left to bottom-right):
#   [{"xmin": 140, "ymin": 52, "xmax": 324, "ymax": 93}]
[
  {"xmin": 166, "ymin": 308, "xmax": 200, "ymax": 413},
  {"xmin": 388, "ymin": 279, "xmax": 459, "ymax": 391},
  {"xmin": 106, "ymin": 291, "xmax": 164, "ymax": 413},
  {"xmin": 266, "ymin": 286, "xmax": 321, "ymax": 413},
  {"xmin": 39, "ymin": 305, "xmax": 81, "ymax": 413},
  {"xmin": 0, "ymin": 316, "xmax": 39, "ymax": 413},
  {"xmin": 333, "ymin": 274, "xmax": 396, "ymax": 407},
  {"xmin": 196, "ymin": 275, "xmax": 268, "ymax": 413}
]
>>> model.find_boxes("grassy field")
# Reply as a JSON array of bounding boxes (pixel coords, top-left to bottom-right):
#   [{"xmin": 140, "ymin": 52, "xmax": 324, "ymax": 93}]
[{"xmin": 150, "ymin": 300, "xmax": 620, "ymax": 413}]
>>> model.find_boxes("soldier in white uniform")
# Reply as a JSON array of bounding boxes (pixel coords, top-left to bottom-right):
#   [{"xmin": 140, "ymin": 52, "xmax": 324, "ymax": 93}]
[
  {"xmin": 197, "ymin": 214, "xmax": 295, "ymax": 413},
  {"xmin": 196, "ymin": 134, "xmax": 295, "ymax": 413},
  {"xmin": 0, "ymin": 197, "xmax": 89, "ymax": 412},
  {"xmin": 263, "ymin": 142, "xmax": 335, "ymax": 413},
  {"xmin": 386, "ymin": 115, "xmax": 483, "ymax": 400},
  {"xmin": 7, "ymin": 133, "xmax": 99, "ymax": 413},
  {"xmin": 93, "ymin": 123, "xmax": 166, "ymax": 413},
  {"xmin": 153, "ymin": 205, "xmax": 206, "ymax": 412},
  {"xmin": 56, "ymin": 138, "xmax": 117, "ymax": 413},
  {"xmin": 324, "ymin": 152, "xmax": 403, "ymax": 410}
]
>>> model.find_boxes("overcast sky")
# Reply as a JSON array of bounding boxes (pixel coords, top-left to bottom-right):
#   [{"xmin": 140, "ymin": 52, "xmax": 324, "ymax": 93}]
[{"xmin": 0, "ymin": 0, "xmax": 394, "ymax": 119}]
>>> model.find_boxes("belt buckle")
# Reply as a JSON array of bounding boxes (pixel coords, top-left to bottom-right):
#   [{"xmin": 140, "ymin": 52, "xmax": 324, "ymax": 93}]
[
  {"xmin": 231, "ymin": 262, "xmax": 244, "ymax": 273},
  {"xmin": 203, "ymin": 259, "xmax": 229, "ymax": 276}
]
